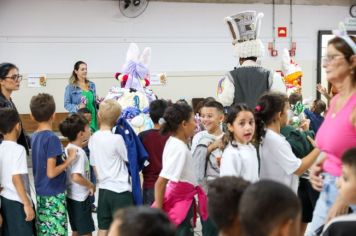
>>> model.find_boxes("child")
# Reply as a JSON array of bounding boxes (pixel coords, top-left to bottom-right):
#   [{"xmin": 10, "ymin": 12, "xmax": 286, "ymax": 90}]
[
  {"xmin": 153, "ymin": 103, "xmax": 208, "ymax": 236},
  {"xmin": 30, "ymin": 93, "xmax": 77, "ymax": 236},
  {"xmin": 322, "ymin": 148, "xmax": 356, "ymax": 236},
  {"xmin": 304, "ymin": 99, "xmax": 326, "ymax": 134},
  {"xmin": 281, "ymin": 120, "xmax": 320, "ymax": 235},
  {"xmin": 88, "ymin": 99, "xmax": 133, "ymax": 236},
  {"xmin": 0, "ymin": 108, "xmax": 35, "ymax": 235},
  {"xmin": 192, "ymin": 100, "xmax": 225, "ymax": 191},
  {"xmin": 239, "ymin": 180, "xmax": 302, "ymax": 236},
  {"xmin": 255, "ymin": 92, "xmax": 320, "ymax": 193},
  {"xmin": 220, "ymin": 104, "xmax": 259, "ymax": 183},
  {"xmin": 138, "ymin": 99, "xmax": 169, "ymax": 205},
  {"xmin": 208, "ymin": 176, "xmax": 250, "ymax": 236},
  {"xmin": 59, "ymin": 114, "xmax": 95, "ymax": 236},
  {"xmin": 107, "ymin": 206, "xmax": 176, "ymax": 236},
  {"xmin": 77, "ymin": 107, "xmax": 97, "ymax": 212}
]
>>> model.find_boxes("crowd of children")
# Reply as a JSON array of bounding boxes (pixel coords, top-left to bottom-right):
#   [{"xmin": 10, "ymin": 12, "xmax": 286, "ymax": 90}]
[
  {"xmin": 0, "ymin": 30, "xmax": 355, "ymax": 236},
  {"xmin": 0, "ymin": 87, "xmax": 355, "ymax": 236}
]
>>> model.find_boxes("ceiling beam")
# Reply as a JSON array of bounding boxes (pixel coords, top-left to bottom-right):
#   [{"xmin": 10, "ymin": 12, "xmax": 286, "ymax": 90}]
[{"xmin": 150, "ymin": 0, "xmax": 355, "ymax": 6}]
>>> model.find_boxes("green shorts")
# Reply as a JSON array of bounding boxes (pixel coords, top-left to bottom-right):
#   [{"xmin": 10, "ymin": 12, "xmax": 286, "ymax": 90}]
[
  {"xmin": 0, "ymin": 196, "xmax": 36, "ymax": 236},
  {"xmin": 97, "ymin": 189, "xmax": 133, "ymax": 230},
  {"xmin": 36, "ymin": 193, "xmax": 67, "ymax": 236},
  {"xmin": 67, "ymin": 197, "xmax": 95, "ymax": 235}
]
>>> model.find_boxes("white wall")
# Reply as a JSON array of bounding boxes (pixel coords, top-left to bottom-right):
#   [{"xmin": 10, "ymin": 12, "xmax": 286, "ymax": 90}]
[{"xmin": 0, "ymin": 0, "xmax": 352, "ymax": 113}]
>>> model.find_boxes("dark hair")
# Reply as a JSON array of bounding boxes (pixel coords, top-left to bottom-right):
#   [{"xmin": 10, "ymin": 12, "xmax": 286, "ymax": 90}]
[
  {"xmin": 30, "ymin": 93, "xmax": 56, "ymax": 122},
  {"xmin": 342, "ymin": 148, "xmax": 356, "ymax": 173},
  {"xmin": 239, "ymin": 180, "xmax": 301, "ymax": 236},
  {"xmin": 77, "ymin": 107, "xmax": 90, "ymax": 115},
  {"xmin": 69, "ymin": 61, "xmax": 88, "ymax": 84},
  {"xmin": 313, "ymin": 99, "xmax": 326, "ymax": 114},
  {"xmin": 288, "ymin": 93, "xmax": 302, "ymax": 106},
  {"xmin": 115, "ymin": 206, "xmax": 176, "ymax": 236},
  {"xmin": 160, "ymin": 103, "xmax": 193, "ymax": 135},
  {"xmin": 176, "ymin": 99, "xmax": 189, "ymax": 105},
  {"xmin": 208, "ymin": 176, "xmax": 250, "ymax": 230},
  {"xmin": 328, "ymin": 36, "xmax": 356, "ymax": 83},
  {"xmin": 222, "ymin": 103, "xmax": 254, "ymax": 149},
  {"xmin": 149, "ymin": 99, "xmax": 168, "ymax": 124},
  {"xmin": 0, "ymin": 108, "xmax": 20, "ymax": 134},
  {"xmin": 0, "ymin": 63, "xmax": 18, "ymax": 94},
  {"xmin": 255, "ymin": 92, "xmax": 288, "ymax": 143},
  {"xmin": 0, "ymin": 63, "xmax": 18, "ymax": 80},
  {"xmin": 59, "ymin": 114, "xmax": 88, "ymax": 142},
  {"xmin": 202, "ymin": 100, "xmax": 224, "ymax": 114}
]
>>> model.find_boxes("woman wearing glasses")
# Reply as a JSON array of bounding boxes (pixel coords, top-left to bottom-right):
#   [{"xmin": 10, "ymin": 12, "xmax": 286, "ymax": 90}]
[
  {"xmin": 308, "ymin": 33, "xmax": 356, "ymax": 235},
  {"xmin": 64, "ymin": 61, "xmax": 98, "ymax": 132},
  {"xmin": 0, "ymin": 63, "xmax": 30, "ymax": 154}
]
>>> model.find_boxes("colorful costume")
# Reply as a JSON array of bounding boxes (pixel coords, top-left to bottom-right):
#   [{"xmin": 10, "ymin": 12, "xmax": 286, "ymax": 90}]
[
  {"xmin": 106, "ymin": 43, "xmax": 161, "ymax": 133},
  {"xmin": 281, "ymin": 48, "xmax": 303, "ymax": 96},
  {"xmin": 217, "ymin": 11, "xmax": 285, "ymax": 108}
]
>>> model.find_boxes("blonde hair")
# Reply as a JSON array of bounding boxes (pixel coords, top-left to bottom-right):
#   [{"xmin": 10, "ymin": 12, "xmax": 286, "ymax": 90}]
[{"xmin": 98, "ymin": 99, "xmax": 122, "ymax": 127}]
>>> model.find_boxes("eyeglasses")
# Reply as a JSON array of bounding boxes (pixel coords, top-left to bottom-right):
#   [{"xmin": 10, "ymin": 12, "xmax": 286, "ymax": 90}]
[
  {"xmin": 4, "ymin": 74, "xmax": 23, "ymax": 82},
  {"xmin": 322, "ymin": 55, "xmax": 345, "ymax": 64}
]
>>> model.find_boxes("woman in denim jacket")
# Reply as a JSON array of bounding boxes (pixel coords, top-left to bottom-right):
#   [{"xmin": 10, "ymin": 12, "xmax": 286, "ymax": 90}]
[{"xmin": 64, "ymin": 61, "xmax": 98, "ymax": 131}]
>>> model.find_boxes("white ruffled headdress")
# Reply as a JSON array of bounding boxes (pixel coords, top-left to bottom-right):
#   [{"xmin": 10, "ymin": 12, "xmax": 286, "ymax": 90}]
[{"xmin": 225, "ymin": 11, "xmax": 265, "ymax": 58}]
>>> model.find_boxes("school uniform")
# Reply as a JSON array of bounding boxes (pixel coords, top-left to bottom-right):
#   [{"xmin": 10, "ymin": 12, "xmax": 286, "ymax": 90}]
[
  {"xmin": 0, "ymin": 141, "xmax": 35, "ymax": 236},
  {"xmin": 259, "ymin": 129, "xmax": 301, "ymax": 193},
  {"xmin": 66, "ymin": 143, "xmax": 95, "ymax": 235},
  {"xmin": 158, "ymin": 137, "xmax": 214, "ymax": 236},
  {"xmin": 220, "ymin": 142, "xmax": 259, "ymax": 183},
  {"xmin": 88, "ymin": 130, "xmax": 133, "ymax": 230}
]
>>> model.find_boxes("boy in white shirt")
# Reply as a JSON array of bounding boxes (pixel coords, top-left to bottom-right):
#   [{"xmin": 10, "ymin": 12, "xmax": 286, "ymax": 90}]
[
  {"xmin": 0, "ymin": 108, "xmax": 35, "ymax": 235},
  {"xmin": 59, "ymin": 113, "xmax": 95, "ymax": 236},
  {"xmin": 89, "ymin": 99, "xmax": 133, "ymax": 236}
]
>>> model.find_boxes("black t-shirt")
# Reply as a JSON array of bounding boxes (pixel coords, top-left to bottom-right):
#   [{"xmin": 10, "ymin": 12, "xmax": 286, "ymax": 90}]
[{"xmin": 322, "ymin": 214, "xmax": 356, "ymax": 236}]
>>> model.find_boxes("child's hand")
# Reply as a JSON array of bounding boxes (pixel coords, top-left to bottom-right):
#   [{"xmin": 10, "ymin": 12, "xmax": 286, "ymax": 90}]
[
  {"xmin": 24, "ymin": 204, "xmax": 35, "ymax": 221},
  {"xmin": 88, "ymin": 183, "xmax": 96, "ymax": 196},
  {"xmin": 66, "ymin": 147, "xmax": 78, "ymax": 164},
  {"xmin": 307, "ymin": 136, "xmax": 317, "ymax": 148},
  {"xmin": 299, "ymin": 119, "xmax": 310, "ymax": 131},
  {"xmin": 316, "ymin": 84, "xmax": 328, "ymax": 96},
  {"xmin": 0, "ymin": 214, "xmax": 3, "ymax": 226}
]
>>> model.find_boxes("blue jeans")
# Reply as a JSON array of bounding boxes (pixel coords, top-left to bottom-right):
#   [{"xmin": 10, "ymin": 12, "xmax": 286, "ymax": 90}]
[{"xmin": 307, "ymin": 173, "xmax": 356, "ymax": 236}]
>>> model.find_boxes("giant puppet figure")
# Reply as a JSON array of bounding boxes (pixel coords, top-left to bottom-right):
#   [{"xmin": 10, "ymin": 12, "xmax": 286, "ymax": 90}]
[
  {"xmin": 217, "ymin": 11, "xmax": 286, "ymax": 108},
  {"xmin": 106, "ymin": 43, "xmax": 161, "ymax": 133}
]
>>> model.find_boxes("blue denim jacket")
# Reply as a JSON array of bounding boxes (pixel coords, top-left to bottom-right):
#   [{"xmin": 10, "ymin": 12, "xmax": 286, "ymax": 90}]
[{"xmin": 64, "ymin": 81, "xmax": 96, "ymax": 112}]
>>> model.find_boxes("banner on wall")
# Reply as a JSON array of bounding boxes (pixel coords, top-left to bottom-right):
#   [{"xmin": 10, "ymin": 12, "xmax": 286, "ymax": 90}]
[{"xmin": 27, "ymin": 74, "xmax": 47, "ymax": 88}]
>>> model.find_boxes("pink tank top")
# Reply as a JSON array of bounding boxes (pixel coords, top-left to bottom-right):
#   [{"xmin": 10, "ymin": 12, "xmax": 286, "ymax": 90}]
[{"xmin": 316, "ymin": 93, "xmax": 356, "ymax": 176}]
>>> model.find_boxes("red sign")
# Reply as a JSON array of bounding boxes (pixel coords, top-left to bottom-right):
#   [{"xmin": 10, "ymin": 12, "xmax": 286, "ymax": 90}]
[{"xmin": 277, "ymin": 27, "xmax": 287, "ymax": 37}]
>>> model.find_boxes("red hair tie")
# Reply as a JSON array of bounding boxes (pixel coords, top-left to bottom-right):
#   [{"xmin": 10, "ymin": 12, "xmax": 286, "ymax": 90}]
[{"xmin": 255, "ymin": 105, "xmax": 262, "ymax": 112}]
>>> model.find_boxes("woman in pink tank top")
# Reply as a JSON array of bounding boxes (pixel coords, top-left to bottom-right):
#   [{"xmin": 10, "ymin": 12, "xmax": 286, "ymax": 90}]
[{"xmin": 307, "ymin": 34, "xmax": 356, "ymax": 235}]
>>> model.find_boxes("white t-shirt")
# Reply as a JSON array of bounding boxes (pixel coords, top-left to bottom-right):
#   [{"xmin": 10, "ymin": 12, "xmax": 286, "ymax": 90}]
[
  {"xmin": 66, "ymin": 143, "xmax": 91, "ymax": 201},
  {"xmin": 0, "ymin": 141, "xmax": 31, "ymax": 204},
  {"xmin": 88, "ymin": 130, "xmax": 131, "ymax": 193},
  {"xmin": 259, "ymin": 129, "xmax": 302, "ymax": 192},
  {"xmin": 160, "ymin": 136, "xmax": 197, "ymax": 186},
  {"xmin": 220, "ymin": 142, "xmax": 259, "ymax": 182}
]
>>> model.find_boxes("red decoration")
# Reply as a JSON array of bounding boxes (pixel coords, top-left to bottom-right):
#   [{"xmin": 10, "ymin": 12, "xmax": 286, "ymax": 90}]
[{"xmin": 277, "ymin": 27, "xmax": 287, "ymax": 38}]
